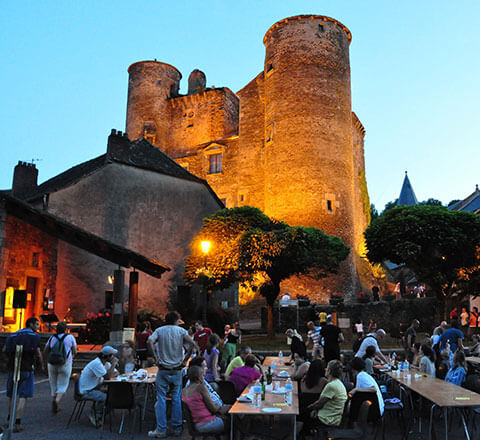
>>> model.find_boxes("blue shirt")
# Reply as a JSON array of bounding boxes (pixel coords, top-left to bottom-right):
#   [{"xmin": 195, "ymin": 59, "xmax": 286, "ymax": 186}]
[
  {"xmin": 445, "ymin": 366, "xmax": 466, "ymax": 386},
  {"xmin": 439, "ymin": 328, "xmax": 464, "ymax": 353},
  {"xmin": 6, "ymin": 328, "xmax": 40, "ymax": 371}
]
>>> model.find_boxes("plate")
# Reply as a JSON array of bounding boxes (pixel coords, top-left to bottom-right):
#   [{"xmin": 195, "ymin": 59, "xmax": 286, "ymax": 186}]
[
  {"xmin": 272, "ymin": 388, "xmax": 286, "ymax": 394},
  {"xmin": 261, "ymin": 407, "xmax": 282, "ymax": 413},
  {"xmin": 277, "ymin": 371, "xmax": 289, "ymax": 378},
  {"xmin": 237, "ymin": 395, "xmax": 253, "ymax": 403}
]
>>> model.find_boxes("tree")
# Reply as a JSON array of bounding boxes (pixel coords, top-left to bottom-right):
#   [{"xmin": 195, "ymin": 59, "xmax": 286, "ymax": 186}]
[
  {"xmin": 365, "ymin": 205, "xmax": 480, "ymax": 314},
  {"xmin": 370, "ymin": 204, "xmax": 379, "ymax": 222},
  {"xmin": 382, "ymin": 199, "xmax": 398, "ymax": 214},
  {"xmin": 184, "ymin": 207, "xmax": 349, "ymax": 337},
  {"xmin": 419, "ymin": 198, "xmax": 443, "ymax": 206}
]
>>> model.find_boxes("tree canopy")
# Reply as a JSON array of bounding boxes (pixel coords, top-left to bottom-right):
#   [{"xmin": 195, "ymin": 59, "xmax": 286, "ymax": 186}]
[
  {"xmin": 364, "ymin": 205, "xmax": 480, "ymax": 298},
  {"xmin": 184, "ymin": 206, "xmax": 349, "ymax": 336}
]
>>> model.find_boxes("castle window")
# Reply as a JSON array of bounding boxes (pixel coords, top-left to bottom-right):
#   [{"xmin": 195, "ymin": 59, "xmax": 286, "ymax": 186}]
[
  {"xmin": 239, "ymin": 194, "xmax": 245, "ymax": 203},
  {"xmin": 318, "ymin": 24, "xmax": 325, "ymax": 32},
  {"xmin": 143, "ymin": 122, "xmax": 156, "ymax": 144},
  {"xmin": 327, "ymin": 200, "xmax": 333, "ymax": 212},
  {"xmin": 266, "ymin": 62, "xmax": 275, "ymax": 77},
  {"xmin": 209, "ymin": 153, "xmax": 222, "ymax": 174},
  {"xmin": 266, "ymin": 122, "xmax": 275, "ymax": 143},
  {"xmin": 32, "ymin": 252, "xmax": 40, "ymax": 268}
]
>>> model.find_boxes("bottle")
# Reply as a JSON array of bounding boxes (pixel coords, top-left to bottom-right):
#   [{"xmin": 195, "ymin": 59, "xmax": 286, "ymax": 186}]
[
  {"xmin": 261, "ymin": 375, "xmax": 266, "ymax": 400},
  {"xmin": 253, "ymin": 380, "xmax": 262, "ymax": 409},
  {"xmin": 404, "ymin": 360, "xmax": 410, "ymax": 371},
  {"xmin": 278, "ymin": 351, "xmax": 283, "ymax": 363},
  {"xmin": 285, "ymin": 378, "xmax": 293, "ymax": 406},
  {"xmin": 266, "ymin": 367, "xmax": 273, "ymax": 385},
  {"xmin": 271, "ymin": 359, "xmax": 277, "ymax": 377}
]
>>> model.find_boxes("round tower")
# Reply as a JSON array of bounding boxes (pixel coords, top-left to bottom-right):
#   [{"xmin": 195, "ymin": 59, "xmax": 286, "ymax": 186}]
[
  {"xmin": 263, "ymin": 15, "xmax": 357, "ymax": 294},
  {"xmin": 126, "ymin": 60, "xmax": 181, "ymax": 149}
]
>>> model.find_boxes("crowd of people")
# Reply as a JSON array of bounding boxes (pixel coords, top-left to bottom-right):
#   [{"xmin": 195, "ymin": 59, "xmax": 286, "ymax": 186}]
[{"xmin": 3, "ymin": 310, "xmax": 480, "ymax": 438}]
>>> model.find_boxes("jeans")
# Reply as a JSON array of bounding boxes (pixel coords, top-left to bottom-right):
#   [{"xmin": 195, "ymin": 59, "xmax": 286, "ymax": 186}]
[
  {"xmin": 155, "ymin": 369, "xmax": 183, "ymax": 432},
  {"xmin": 196, "ymin": 416, "xmax": 224, "ymax": 433},
  {"xmin": 82, "ymin": 389, "xmax": 106, "ymax": 421}
]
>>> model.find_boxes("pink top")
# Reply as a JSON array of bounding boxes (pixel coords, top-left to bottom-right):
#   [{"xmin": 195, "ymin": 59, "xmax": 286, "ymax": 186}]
[{"xmin": 182, "ymin": 391, "xmax": 215, "ymax": 425}]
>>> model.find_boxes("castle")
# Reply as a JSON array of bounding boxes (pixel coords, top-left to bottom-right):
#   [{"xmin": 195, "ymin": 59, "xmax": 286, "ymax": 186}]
[{"xmin": 124, "ymin": 15, "xmax": 371, "ymax": 301}]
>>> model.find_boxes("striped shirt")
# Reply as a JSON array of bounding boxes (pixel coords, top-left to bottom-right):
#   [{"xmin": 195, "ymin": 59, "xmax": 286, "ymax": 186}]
[{"xmin": 307, "ymin": 326, "xmax": 322, "ymax": 348}]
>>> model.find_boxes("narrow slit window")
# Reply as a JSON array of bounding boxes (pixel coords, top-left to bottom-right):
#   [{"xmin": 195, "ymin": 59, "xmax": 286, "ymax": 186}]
[{"xmin": 327, "ymin": 200, "xmax": 333, "ymax": 212}]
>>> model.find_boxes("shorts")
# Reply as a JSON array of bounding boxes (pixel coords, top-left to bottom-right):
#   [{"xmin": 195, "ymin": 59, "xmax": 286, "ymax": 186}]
[{"xmin": 7, "ymin": 371, "xmax": 34, "ymax": 398}]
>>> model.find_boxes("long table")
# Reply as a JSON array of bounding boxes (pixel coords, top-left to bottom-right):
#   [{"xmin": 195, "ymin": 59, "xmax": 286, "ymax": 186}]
[
  {"xmin": 228, "ymin": 356, "xmax": 299, "ymax": 439},
  {"xmin": 387, "ymin": 370, "xmax": 480, "ymax": 440}
]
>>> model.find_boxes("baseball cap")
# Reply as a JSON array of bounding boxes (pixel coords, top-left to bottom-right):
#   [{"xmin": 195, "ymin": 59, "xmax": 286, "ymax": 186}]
[{"xmin": 101, "ymin": 345, "xmax": 118, "ymax": 356}]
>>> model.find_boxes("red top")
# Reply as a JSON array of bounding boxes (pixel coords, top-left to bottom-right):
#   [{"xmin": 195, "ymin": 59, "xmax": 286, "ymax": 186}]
[
  {"xmin": 182, "ymin": 391, "xmax": 215, "ymax": 425},
  {"xmin": 194, "ymin": 328, "xmax": 212, "ymax": 353},
  {"xmin": 136, "ymin": 331, "xmax": 151, "ymax": 350}
]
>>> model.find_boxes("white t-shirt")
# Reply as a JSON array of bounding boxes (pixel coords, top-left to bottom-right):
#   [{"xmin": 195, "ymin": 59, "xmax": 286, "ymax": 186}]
[
  {"xmin": 355, "ymin": 335, "xmax": 379, "ymax": 358},
  {"xmin": 354, "ymin": 323, "xmax": 364, "ymax": 333},
  {"xmin": 79, "ymin": 357, "xmax": 110, "ymax": 394},
  {"xmin": 356, "ymin": 371, "xmax": 384, "ymax": 415},
  {"xmin": 148, "ymin": 325, "xmax": 188, "ymax": 368},
  {"xmin": 47, "ymin": 333, "xmax": 77, "ymax": 363}
]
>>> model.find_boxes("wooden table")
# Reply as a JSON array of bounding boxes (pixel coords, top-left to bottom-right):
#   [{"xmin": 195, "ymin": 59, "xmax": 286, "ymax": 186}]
[
  {"xmin": 387, "ymin": 370, "xmax": 480, "ymax": 440},
  {"xmin": 263, "ymin": 356, "xmax": 295, "ymax": 378},
  {"xmin": 228, "ymin": 381, "xmax": 299, "ymax": 440}
]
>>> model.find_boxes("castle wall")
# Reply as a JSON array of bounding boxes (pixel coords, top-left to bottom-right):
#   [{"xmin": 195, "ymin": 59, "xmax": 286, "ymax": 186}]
[
  {"xmin": 167, "ymin": 88, "xmax": 239, "ymax": 157},
  {"xmin": 46, "ymin": 163, "xmax": 222, "ymax": 320}
]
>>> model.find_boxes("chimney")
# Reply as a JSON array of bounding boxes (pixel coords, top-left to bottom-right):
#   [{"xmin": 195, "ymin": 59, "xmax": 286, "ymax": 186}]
[
  {"xmin": 107, "ymin": 129, "xmax": 131, "ymax": 161},
  {"xmin": 12, "ymin": 161, "xmax": 38, "ymax": 198}
]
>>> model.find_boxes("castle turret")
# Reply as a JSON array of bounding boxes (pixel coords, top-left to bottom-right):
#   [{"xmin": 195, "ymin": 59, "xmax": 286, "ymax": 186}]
[
  {"xmin": 263, "ymin": 15, "xmax": 357, "ymax": 294},
  {"xmin": 12, "ymin": 161, "xmax": 38, "ymax": 198},
  {"xmin": 126, "ymin": 61, "xmax": 182, "ymax": 149}
]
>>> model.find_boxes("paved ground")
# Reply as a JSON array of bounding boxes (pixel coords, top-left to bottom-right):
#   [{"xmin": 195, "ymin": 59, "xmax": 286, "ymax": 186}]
[{"xmin": 0, "ymin": 372, "xmax": 474, "ymax": 439}]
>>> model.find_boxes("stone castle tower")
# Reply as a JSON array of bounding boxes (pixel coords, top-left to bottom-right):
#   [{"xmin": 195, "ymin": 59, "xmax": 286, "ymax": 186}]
[{"xmin": 125, "ymin": 15, "xmax": 371, "ymax": 302}]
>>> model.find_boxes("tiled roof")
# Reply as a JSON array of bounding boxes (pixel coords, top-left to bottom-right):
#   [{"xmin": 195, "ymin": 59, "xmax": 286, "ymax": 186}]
[
  {"xmin": 398, "ymin": 172, "xmax": 418, "ymax": 206},
  {"xmin": 449, "ymin": 185, "xmax": 480, "ymax": 213}
]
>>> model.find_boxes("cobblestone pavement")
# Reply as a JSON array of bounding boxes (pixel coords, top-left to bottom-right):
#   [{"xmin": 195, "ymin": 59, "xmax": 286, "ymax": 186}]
[{"xmin": 0, "ymin": 373, "xmax": 473, "ymax": 439}]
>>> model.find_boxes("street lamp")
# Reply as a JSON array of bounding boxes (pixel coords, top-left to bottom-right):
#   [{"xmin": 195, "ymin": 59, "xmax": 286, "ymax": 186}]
[{"xmin": 200, "ymin": 240, "xmax": 212, "ymax": 323}]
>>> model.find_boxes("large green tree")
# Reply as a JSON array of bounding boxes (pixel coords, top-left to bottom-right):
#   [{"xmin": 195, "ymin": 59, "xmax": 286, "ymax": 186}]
[
  {"xmin": 364, "ymin": 205, "xmax": 480, "ymax": 313},
  {"xmin": 184, "ymin": 207, "xmax": 349, "ymax": 337}
]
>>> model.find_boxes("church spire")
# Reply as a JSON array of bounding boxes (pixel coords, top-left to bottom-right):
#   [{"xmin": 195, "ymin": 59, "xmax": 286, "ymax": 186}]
[{"xmin": 398, "ymin": 171, "xmax": 418, "ymax": 206}]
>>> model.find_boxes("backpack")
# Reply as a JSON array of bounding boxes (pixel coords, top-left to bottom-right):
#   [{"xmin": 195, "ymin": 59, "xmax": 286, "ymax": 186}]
[{"xmin": 48, "ymin": 334, "xmax": 68, "ymax": 365}]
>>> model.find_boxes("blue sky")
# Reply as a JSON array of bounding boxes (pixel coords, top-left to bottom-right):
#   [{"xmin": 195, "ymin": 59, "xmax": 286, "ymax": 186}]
[{"xmin": 1, "ymin": 0, "xmax": 479, "ymax": 211}]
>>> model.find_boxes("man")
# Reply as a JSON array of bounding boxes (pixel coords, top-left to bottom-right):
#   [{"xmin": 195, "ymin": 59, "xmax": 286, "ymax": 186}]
[
  {"xmin": 439, "ymin": 320, "xmax": 464, "ymax": 365},
  {"xmin": 318, "ymin": 311, "xmax": 327, "ymax": 326},
  {"xmin": 404, "ymin": 319, "xmax": 420, "ymax": 363},
  {"xmin": 371, "ymin": 284, "xmax": 380, "ymax": 302},
  {"xmin": 469, "ymin": 307, "xmax": 479, "ymax": 337},
  {"xmin": 349, "ymin": 357, "xmax": 384, "ymax": 417},
  {"xmin": 320, "ymin": 315, "xmax": 344, "ymax": 363},
  {"xmin": 193, "ymin": 321, "xmax": 212, "ymax": 354},
  {"xmin": 228, "ymin": 354, "xmax": 262, "ymax": 396},
  {"xmin": 433, "ymin": 320, "xmax": 448, "ymax": 337},
  {"xmin": 4, "ymin": 317, "xmax": 43, "ymax": 433},
  {"xmin": 306, "ymin": 321, "xmax": 323, "ymax": 360},
  {"xmin": 280, "ymin": 292, "xmax": 291, "ymax": 306},
  {"xmin": 225, "ymin": 346, "xmax": 253, "ymax": 379},
  {"xmin": 148, "ymin": 311, "xmax": 196, "ymax": 438},
  {"xmin": 79, "ymin": 345, "xmax": 119, "ymax": 427},
  {"xmin": 355, "ymin": 329, "xmax": 389, "ymax": 365}
]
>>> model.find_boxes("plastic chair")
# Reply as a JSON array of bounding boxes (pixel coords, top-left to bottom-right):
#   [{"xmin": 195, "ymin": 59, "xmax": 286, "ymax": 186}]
[
  {"xmin": 327, "ymin": 400, "xmax": 372, "ymax": 439},
  {"xmin": 67, "ymin": 374, "xmax": 97, "ymax": 427},
  {"xmin": 102, "ymin": 382, "xmax": 142, "ymax": 435},
  {"xmin": 182, "ymin": 402, "xmax": 222, "ymax": 440},
  {"xmin": 215, "ymin": 381, "xmax": 236, "ymax": 404}
]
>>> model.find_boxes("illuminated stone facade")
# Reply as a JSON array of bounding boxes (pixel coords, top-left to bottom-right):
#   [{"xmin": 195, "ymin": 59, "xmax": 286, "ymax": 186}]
[{"xmin": 125, "ymin": 15, "xmax": 371, "ymax": 301}]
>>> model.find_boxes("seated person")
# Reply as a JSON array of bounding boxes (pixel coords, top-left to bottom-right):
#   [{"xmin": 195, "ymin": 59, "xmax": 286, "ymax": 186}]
[
  {"xmin": 361, "ymin": 345, "xmax": 376, "ymax": 375},
  {"xmin": 469, "ymin": 334, "xmax": 480, "ymax": 357},
  {"xmin": 412, "ymin": 343, "xmax": 423, "ymax": 368},
  {"xmin": 78, "ymin": 345, "xmax": 119, "ymax": 427},
  {"xmin": 119, "ymin": 340, "xmax": 135, "ymax": 373},
  {"xmin": 187, "ymin": 356, "xmax": 224, "ymax": 407},
  {"xmin": 419, "ymin": 344, "xmax": 436, "ymax": 376},
  {"xmin": 291, "ymin": 352, "xmax": 310, "ymax": 381},
  {"xmin": 445, "ymin": 350, "xmax": 466, "ymax": 386},
  {"xmin": 436, "ymin": 349, "xmax": 451, "ymax": 380},
  {"xmin": 224, "ymin": 346, "xmax": 252, "ymax": 380},
  {"xmin": 228, "ymin": 354, "xmax": 262, "ymax": 396},
  {"xmin": 349, "ymin": 357, "xmax": 384, "ymax": 417},
  {"xmin": 306, "ymin": 360, "xmax": 347, "ymax": 429},
  {"xmin": 182, "ymin": 365, "xmax": 228, "ymax": 435}
]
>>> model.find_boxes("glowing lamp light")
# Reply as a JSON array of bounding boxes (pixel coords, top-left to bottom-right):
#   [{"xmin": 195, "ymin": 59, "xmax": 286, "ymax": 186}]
[
  {"xmin": 200, "ymin": 240, "xmax": 212, "ymax": 255},
  {"xmin": 108, "ymin": 275, "xmax": 114, "ymax": 285}
]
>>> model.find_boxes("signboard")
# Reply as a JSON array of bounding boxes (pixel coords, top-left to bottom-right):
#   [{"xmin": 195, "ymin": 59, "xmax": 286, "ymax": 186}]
[{"xmin": 338, "ymin": 317, "xmax": 351, "ymax": 329}]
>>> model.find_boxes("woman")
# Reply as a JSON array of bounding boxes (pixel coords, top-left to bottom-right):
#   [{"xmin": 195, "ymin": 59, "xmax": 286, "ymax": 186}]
[
  {"xmin": 412, "ymin": 343, "xmax": 423, "ymax": 367},
  {"xmin": 300, "ymin": 360, "xmax": 328, "ymax": 394},
  {"xmin": 182, "ymin": 365, "xmax": 227, "ymax": 435},
  {"xmin": 203, "ymin": 333, "xmax": 220, "ymax": 382},
  {"xmin": 223, "ymin": 322, "xmax": 241, "ymax": 366},
  {"xmin": 291, "ymin": 352, "xmax": 310, "ymax": 381},
  {"xmin": 362, "ymin": 345, "xmax": 376, "ymax": 375},
  {"xmin": 419, "ymin": 344, "xmax": 436, "ymax": 376},
  {"xmin": 445, "ymin": 351, "xmax": 467, "ymax": 386},
  {"xmin": 286, "ymin": 328, "xmax": 307, "ymax": 360},
  {"xmin": 43, "ymin": 321, "xmax": 77, "ymax": 413},
  {"xmin": 135, "ymin": 322, "xmax": 152, "ymax": 367},
  {"xmin": 228, "ymin": 354, "xmax": 261, "ymax": 396}
]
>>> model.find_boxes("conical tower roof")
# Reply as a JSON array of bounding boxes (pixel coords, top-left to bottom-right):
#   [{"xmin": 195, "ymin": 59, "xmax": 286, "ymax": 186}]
[{"xmin": 398, "ymin": 171, "xmax": 418, "ymax": 206}]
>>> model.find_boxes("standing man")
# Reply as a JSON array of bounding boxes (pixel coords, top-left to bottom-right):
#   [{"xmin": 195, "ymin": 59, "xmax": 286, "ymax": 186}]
[
  {"xmin": 320, "ymin": 315, "xmax": 344, "ymax": 363},
  {"xmin": 193, "ymin": 321, "xmax": 212, "ymax": 354},
  {"xmin": 355, "ymin": 329, "xmax": 389, "ymax": 365},
  {"xmin": 148, "ymin": 312, "xmax": 197, "ymax": 439},
  {"xmin": 4, "ymin": 317, "xmax": 43, "ymax": 433},
  {"xmin": 306, "ymin": 321, "xmax": 323, "ymax": 360},
  {"xmin": 404, "ymin": 319, "xmax": 420, "ymax": 363},
  {"xmin": 469, "ymin": 307, "xmax": 479, "ymax": 337}
]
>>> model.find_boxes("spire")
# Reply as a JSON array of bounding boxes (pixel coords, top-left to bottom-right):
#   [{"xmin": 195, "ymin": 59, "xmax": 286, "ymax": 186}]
[{"xmin": 398, "ymin": 171, "xmax": 418, "ymax": 206}]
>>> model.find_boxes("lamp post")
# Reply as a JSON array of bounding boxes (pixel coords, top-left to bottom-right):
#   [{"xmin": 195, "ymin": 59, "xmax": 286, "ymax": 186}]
[{"xmin": 200, "ymin": 240, "xmax": 211, "ymax": 323}]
